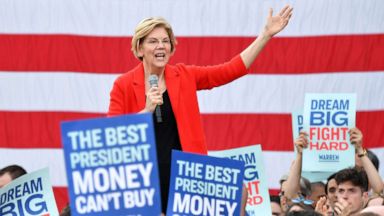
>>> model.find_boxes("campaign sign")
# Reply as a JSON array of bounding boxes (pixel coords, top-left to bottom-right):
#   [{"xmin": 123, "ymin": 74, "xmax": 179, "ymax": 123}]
[
  {"xmin": 209, "ymin": 145, "xmax": 271, "ymax": 216},
  {"xmin": 61, "ymin": 113, "xmax": 161, "ymax": 216},
  {"xmin": 292, "ymin": 111, "xmax": 334, "ymax": 182},
  {"xmin": 303, "ymin": 93, "xmax": 356, "ymax": 172},
  {"xmin": 167, "ymin": 150, "xmax": 244, "ymax": 216},
  {"xmin": 291, "ymin": 110, "xmax": 304, "ymax": 153},
  {"xmin": 0, "ymin": 168, "xmax": 59, "ymax": 216}
]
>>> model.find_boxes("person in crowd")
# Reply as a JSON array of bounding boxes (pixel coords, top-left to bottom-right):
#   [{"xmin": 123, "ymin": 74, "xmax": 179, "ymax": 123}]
[
  {"xmin": 355, "ymin": 149, "xmax": 379, "ymax": 171},
  {"xmin": 286, "ymin": 203, "xmax": 323, "ymax": 216},
  {"xmin": 108, "ymin": 6, "xmax": 293, "ymax": 213},
  {"xmin": 350, "ymin": 128, "xmax": 384, "ymax": 195},
  {"xmin": 309, "ymin": 182, "xmax": 326, "ymax": 208},
  {"xmin": 350, "ymin": 128, "xmax": 384, "ymax": 208},
  {"xmin": 286, "ymin": 202, "xmax": 315, "ymax": 213},
  {"xmin": 0, "ymin": 164, "xmax": 27, "ymax": 188},
  {"xmin": 334, "ymin": 167, "xmax": 369, "ymax": 215},
  {"xmin": 325, "ymin": 173, "xmax": 338, "ymax": 209},
  {"xmin": 314, "ymin": 196, "xmax": 334, "ymax": 216},
  {"xmin": 60, "ymin": 204, "xmax": 71, "ymax": 216},
  {"xmin": 271, "ymin": 195, "xmax": 284, "ymax": 216},
  {"xmin": 279, "ymin": 131, "xmax": 314, "ymax": 213},
  {"xmin": 316, "ymin": 129, "xmax": 384, "ymax": 215},
  {"xmin": 359, "ymin": 205, "xmax": 384, "ymax": 216},
  {"xmin": 366, "ymin": 193, "xmax": 384, "ymax": 207}
]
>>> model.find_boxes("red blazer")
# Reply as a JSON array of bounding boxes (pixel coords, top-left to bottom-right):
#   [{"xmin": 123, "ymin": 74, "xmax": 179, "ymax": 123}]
[{"xmin": 108, "ymin": 55, "xmax": 247, "ymax": 154}]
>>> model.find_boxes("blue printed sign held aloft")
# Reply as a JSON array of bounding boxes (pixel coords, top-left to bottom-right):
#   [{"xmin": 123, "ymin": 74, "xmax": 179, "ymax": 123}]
[
  {"xmin": 0, "ymin": 168, "xmax": 59, "ymax": 216},
  {"xmin": 61, "ymin": 113, "xmax": 161, "ymax": 216},
  {"xmin": 209, "ymin": 145, "xmax": 272, "ymax": 216},
  {"xmin": 303, "ymin": 93, "xmax": 356, "ymax": 172},
  {"xmin": 167, "ymin": 150, "xmax": 245, "ymax": 216}
]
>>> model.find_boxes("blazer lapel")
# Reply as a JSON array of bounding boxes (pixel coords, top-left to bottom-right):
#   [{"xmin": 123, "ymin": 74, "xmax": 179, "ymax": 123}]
[
  {"xmin": 165, "ymin": 65, "xmax": 180, "ymax": 111},
  {"xmin": 132, "ymin": 64, "xmax": 146, "ymax": 110}
]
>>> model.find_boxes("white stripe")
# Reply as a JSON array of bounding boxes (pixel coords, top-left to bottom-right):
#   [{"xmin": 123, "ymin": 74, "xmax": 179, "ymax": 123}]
[
  {"xmin": 2, "ymin": 148, "xmax": 384, "ymax": 189},
  {"xmin": 0, "ymin": 148, "xmax": 67, "ymax": 187},
  {"xmin": 1, "ymin": 71, "xmax": 383, "ymax": 113},
  {"xmin": 0, "ymin": 72, "xmax": 117, "ymax": 113},
  {"xmin": 198, "ymin": 72, "xmax": 384, "ymax": 113},
  {"xmin": 1, "ymin": 0, "xmax": 383, "ymax": 36}
]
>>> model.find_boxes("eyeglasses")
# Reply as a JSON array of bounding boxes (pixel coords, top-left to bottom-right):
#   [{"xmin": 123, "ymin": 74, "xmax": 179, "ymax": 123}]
[{"xmin": 291, "ymin": 194, "xmax": 314, "ymax": 206}]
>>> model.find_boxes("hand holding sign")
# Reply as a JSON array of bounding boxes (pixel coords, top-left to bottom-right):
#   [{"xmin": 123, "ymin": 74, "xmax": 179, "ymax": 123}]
[
  {"xmin": 349, "ymin": 128, "xmax": 363, "ymax": 153},
  {"xmin": 303, "ymin": 93, "xmax": 356, "ymax": 172},
  {"xmin": 294, "ymin": 131, "xmax": 309, "ymax": 154}
]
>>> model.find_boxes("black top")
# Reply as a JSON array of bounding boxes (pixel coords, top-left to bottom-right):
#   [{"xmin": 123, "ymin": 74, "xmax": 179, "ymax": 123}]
[{"xmin": 152, "ymin": 90, "xmax": 182, "ymax": 213}]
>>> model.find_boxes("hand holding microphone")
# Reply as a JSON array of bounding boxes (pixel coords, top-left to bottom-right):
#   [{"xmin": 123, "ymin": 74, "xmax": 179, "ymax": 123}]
[{"xmin": 145, "ymin": 74, "xmax": 163, "ymax": 122}]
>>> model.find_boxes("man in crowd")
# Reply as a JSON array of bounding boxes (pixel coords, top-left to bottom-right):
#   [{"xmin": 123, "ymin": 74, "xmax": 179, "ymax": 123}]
[{"xmin": 0, "ymin": 164, "xmax": 27, "ymax": 188}]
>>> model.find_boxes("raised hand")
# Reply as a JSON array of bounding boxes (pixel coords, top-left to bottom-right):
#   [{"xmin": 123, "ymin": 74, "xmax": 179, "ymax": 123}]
[
  {"xmin": 349, "ymin": 127, "xmax": 363, "ymax": 153},
  {"xmin": 333, "ymin": 199, "xmax": 351, "ymax": 216},
  {"xmin": 264, "ymin": 5, "xmax": 293, "ymax": 37},
  {"xmin": 294, "ymin": 131, "xmax": 309, "ymax": 154}
]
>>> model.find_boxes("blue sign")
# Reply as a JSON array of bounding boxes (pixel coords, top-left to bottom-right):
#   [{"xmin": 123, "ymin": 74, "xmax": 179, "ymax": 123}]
[
  {"xmin": 61, "ymin": 113, "xmax": 161, "ymax": 216},
  {"xmin": 167, "ymin": 150, "xmax": 245, "ymax": 216},
  {"xmin": 209, "ymin": 145, "xmax": 272, "ymax": 216}
]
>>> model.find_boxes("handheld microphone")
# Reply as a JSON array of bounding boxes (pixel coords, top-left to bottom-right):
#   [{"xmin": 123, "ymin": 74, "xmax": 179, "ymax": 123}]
[{"xmin": 149, "ymin": 74, "xmax": 162, "ymax": 123}]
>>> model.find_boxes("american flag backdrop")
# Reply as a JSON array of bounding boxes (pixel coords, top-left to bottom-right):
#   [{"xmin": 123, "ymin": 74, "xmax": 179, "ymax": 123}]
[{"xmin": 1, "ymin": 0, "xmax": 384, "ymax": 211}]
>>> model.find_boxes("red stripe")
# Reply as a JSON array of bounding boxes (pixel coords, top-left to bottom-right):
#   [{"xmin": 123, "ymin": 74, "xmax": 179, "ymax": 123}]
[
  {"xmin": 0, "ymin": 34, "xmax": 383, "ymax": 74},
  {"xmin": 203, "ymin": 111, "xmax": 384, "ymax": 151},
  {"xmin": 0, "ymin": 111, "xmax": 103, "ymax": 148},
  {"xmin": 269, "ymin": 189, "xmax": 280, "ymax": 196},
  {"xmin": 53, "ymin": 187, "xmax": 69, "ymax": 213},
  {"xmin": 1, "ymin": 111, "xmax": 383, "ymax": 149}
]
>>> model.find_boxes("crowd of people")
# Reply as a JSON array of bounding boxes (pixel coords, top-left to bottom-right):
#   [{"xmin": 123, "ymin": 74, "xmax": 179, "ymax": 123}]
[
  {"xmin": 1, "ymin": 129, "xmax": 383, "ymax": 215},
  {"xmin": 269, "ymin": 128, "xmax": 384, "ymax": 215}
]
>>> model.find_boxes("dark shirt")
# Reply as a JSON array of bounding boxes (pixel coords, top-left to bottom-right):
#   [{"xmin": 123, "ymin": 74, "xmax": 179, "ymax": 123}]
[{"xmin": 153, "ymin": 90, "xmax": 182, "ymax": 213}]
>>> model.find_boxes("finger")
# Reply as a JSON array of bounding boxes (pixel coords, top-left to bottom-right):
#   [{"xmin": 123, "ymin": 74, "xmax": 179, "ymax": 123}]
[
  {"xmin": 269, "ymin": 8, "xmax": 273, "ymax": 18},
  {"xmin": 299, "ymin": 130, "xmax": 309, "ymax": 136},
  {"xmin": 333, "ymin": 203, "xmax": 342, "ymax": 214},
  {"xmin": 315, "ymin": 197, "xmax": 326, "ymax": 210},
  {"xmin": 279, "ymin": 5, "xmax": 290, "ymax": 16},
  {"xmin": 281, "ymin": 6, "xmax": 293, "ymax": 18},
  {"xmin": 152, "ymin": 98, "xmax": 163, "ymax": 106},
  {"xmin": 286, "ymin": 13, "xmax": 293, "ymax": 21},
  {"xmin": 148, "ymin": 86, "xmax": 159, "ymax": 94}
]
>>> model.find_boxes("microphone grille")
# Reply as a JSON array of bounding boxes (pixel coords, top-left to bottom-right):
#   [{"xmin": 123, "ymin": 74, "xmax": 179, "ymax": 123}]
[{"xmin": 149, "ymin": 74, "xmax": 158, "ymax": 87}]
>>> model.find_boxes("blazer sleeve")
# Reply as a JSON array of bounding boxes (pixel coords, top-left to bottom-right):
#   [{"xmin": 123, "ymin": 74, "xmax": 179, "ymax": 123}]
[
  {"xmin": 186, "ymin": 54, "xmax": 248, "ymax": 90},
  {"xmin": 108, "ymin": 77, "xmax": 125, "ymax": 116}
]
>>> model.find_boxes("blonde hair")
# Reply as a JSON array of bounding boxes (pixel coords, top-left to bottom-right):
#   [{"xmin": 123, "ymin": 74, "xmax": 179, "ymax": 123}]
[{"xmin": 131, "ymin": 17, "xmax": 177, "ymax": 61}]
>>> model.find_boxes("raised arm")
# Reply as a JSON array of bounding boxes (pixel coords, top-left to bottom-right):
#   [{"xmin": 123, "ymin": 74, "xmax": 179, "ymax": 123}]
[
  {"xmin": 284, "ymin": 131, "xmax": 308, "ymax": 199},
  {"xmin": 350, "ymin": 128, "xmax": 384, "ymax": 194},
  {"xmin": 240, "ymin": 5, "xmax": 293, "ymax": 69}
]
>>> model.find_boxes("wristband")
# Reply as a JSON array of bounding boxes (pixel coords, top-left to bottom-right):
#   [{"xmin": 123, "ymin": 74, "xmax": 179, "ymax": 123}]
[{"xmin": 357, "ymin": 148, "xmax": 367, "ymax": 158}]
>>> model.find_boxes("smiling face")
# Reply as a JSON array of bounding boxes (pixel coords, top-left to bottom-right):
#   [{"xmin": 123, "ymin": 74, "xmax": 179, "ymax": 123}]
[{"xmin": 138, "ymin": 27, "xmax": 174, "ymax": 73}]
